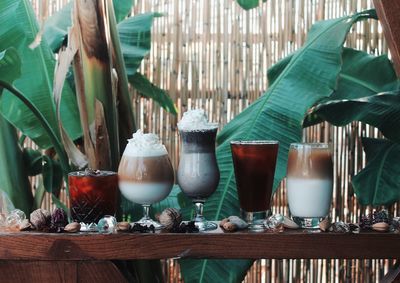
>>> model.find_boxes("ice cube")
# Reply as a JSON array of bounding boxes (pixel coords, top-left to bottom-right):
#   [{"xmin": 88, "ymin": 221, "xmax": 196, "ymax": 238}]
[
  {"xmin": 6, "ymin": 209, "xmax": 26, "ymax": 227},
  {"xmin": 97, "ymin": 215, "xmax": 117, "ymax": 234},
  {"xmin": 264, "ymin": 214, "xmax": 284, "ymax": 229}
]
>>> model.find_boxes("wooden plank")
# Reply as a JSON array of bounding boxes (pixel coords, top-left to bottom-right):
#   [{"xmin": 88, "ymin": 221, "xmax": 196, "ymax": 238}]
[
  {"xmin": 0, "ymin": 229, "xmax": 398, "ymax": 260},
  {"xmin": 374, "ymin": 0, "xmax": 400, "ymax": 77},
  {"xmin": 0, "ymin": 261, "xmax": 77, "ymax": 283},
  {"xmin": 0, "ymin": 260, "xmax": 127, "ymax": 283},
  {"xmin": 78, "ymin": 261, "xmax": 127, "ymax": 283}
]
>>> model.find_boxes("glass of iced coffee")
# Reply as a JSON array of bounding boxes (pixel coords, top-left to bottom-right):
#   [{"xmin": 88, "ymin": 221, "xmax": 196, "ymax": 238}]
[
  {"xmin": 287, "ymin": 143, "xmax": 333, "ymax": 228},
  {"xmin": 69, "ymin": 170, "xmax": 119, "ymax": 231},
  {"xmin": 231, "ymin": 141, "xmax": 279, "ymax": 231},
  {"xmin": 177, "ymin": 109, "xmax": 220, "ymax": 231},
  {"xmin": 118, "ymin": 130, "xmax": 174, "ymax": 229}
]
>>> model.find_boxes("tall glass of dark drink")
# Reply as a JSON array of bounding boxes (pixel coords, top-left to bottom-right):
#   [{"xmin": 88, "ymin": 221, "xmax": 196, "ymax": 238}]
[
  {"xmin": 231, "ymin": 141, "xmax": 279, "ymax": 231},
  {"xmin": 68, "ymin": 170, "xmax": 119, "ymax": 231}
]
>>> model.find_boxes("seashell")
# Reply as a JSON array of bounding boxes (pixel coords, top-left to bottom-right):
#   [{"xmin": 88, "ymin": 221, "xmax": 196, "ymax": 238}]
[
  {"xmin": 159, "ymin": 208, "xmax": 182, "ymax": 230},
  {"xmin": 64, "ymin": 222, "xmax": 81, "ymax": 233},
  {"xmin": 319, "ymin": 218, "xmax": 331, "ymax": 232},
  {"xmin": 329, "ymin": 221, "xmax": 350, "ymax": 233},
  {"xmin": 219, "ymin": 218, "xmax": 229, "ymax": 227},
  {"xmin": 117, "ymin": 222, "xmax": 130, "ymax": 232},
  {"xmin": 19, "ymin": 219, "xmax": 32, "ymax": 231},
  {"xmin": 227, "ymin": 216, "xmax": 248, "ymax": 229},
  {"xmin": 283, "ymin": 216, "xmax": 299, "ymax": 229},
  {"xmin": 222, "ymin": 222, "xmax": 237, "ymax": 232},
  {"xmin": 51, "ymin": 208, "xmax": 68, "ymax": 229},
  {"xmin": 372, "ymin": 222, "xmax": 389, "ymax": 232},
  {"xmin": 30, "ymin": 209, "xmax": 51, "ymax": 231}
]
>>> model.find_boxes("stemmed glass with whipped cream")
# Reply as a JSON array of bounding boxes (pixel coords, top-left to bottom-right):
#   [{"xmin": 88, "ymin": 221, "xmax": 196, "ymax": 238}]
[
  {"xmin": 118, "ymin": 130, "xmax": 174, "ymax": 229},
  {"xmin": 177, "ymin": 109, "xmax": 220, "ymax": 231}
]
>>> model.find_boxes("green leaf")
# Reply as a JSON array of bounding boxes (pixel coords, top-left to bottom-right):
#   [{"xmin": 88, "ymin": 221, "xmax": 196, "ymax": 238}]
[
  {"xmin": 118, "ymin": 12, "xmax": 161, "ymax": 76},
  {"xmin": 152, "ymin": 185, "xmax": 192, "ymax": 217},
  {"xmin": 0, "ymin": 44, "xmax": 33, "ymax": 215},
  {"xmin": 113, "ymin": 0, "xmax": 133, "ymax": 22},
  {"xmin": 22, "ymin": 148, "xmax": 43, "ymax": 176},
  {"xmin": 353, "ymin": 138, "xmax": 400, "ymax": 206},
  {"xmin": 42, "ymin": 155, "xmax": 63, "ymax": 197},
  {"xmin": 235, "ymin": 0, "xmax": 266, "ymax": 10},
  {"xmin": 304, "ymin": 48, "xmax": 400, "ymax": 126},
  {"xmin": 0, "ymin": 115, "xmax": 33, "ymax": 215},
  {"xmin": 329, "ymin": 49, "xmax": 399, "ymax": 100},
  {"xmin": 0, "ymin": 0, "xmax": 81, "ymax": 149},
  {"xmin": 0, "ymin": 48, "xmax": 21, "ymax": 86},
  {"xmin": 307, "ymin": 92, "xmax": 400, "ymax": 143},
  {"xmin": 182, "ymin": 10, "xmax": 377, "ymax": 283},
  {"xmin": 267, "ymin": 52, "xmax": 293, "ymax": 86},
  {"xmin": 130, "ymin": 73, "xmax": 177, "ymax": 114},
  {"xmin": 43, "ymin": 2, "xmax": 72, "ymax": 53}
]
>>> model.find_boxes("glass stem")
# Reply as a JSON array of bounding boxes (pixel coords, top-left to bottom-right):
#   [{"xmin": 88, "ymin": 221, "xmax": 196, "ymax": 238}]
[
  {"xmin": 142, "ymin": 204, "xmax": 151, "ymax": 220},
  {"xmin": 193, "ymin": 201, "xmax": 205, "ymax": 222}
]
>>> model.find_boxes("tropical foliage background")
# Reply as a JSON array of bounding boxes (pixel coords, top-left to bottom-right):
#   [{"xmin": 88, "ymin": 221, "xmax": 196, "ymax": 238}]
[{"xmin": 0, "ymin": 0, "xmax": 399, "ymax": 282}]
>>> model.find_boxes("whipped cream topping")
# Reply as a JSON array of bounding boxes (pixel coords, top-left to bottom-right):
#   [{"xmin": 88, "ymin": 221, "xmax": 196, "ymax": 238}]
[
  {"xmin": 123, "ymin": 130, "xmax": 168, "ymax": 157},
  {"xmin": 177, "ymin": 109, "xmax": 218, "ymax": 131}
]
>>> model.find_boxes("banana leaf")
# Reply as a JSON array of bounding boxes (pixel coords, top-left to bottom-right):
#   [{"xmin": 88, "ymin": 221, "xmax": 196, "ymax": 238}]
[
  {"xmin": 0, "ymin": 0, "xmax": 81, "ymax": 150},
  {"xmin": 306, "ymin": 92, "xmax": 400, "ymax": 143},
  {"xmin": 0, "ymin": 48, "xmax": 33, "ymax": 214},
  {"xmin": 303, "ymin": 48, "xmax": 399, "ymax": 126},
  {"xmin": 180, "ymin": 10, "xmax": 377, "ymax": 283},
  {"xmin": 236, "ymin": 0, "xmax": 266, "ymax": 10},
  {"xmin": 353, "ymin": 138, "xmax": 400, "ymax": 206},
  {"xmin": 129, "ymin": 73, "xmax": 177, "ymax": 115}
]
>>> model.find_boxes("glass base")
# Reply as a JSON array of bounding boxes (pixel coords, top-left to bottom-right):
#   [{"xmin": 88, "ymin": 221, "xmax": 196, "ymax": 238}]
[
  {"xmin": 79, "ymin": 222, "xmax": 98, "ymax": 232},
  {"xmin": 241, "ymin": 210, "xmax": 271, "ymax": 232},
  {"xmin": 194, "ymin": 220, "xmax": 218, "ymax": 231},
  {"xmin": 136, "ymin": 217, "xmax": 163, "ymax": 230},
  {"xmin": 293, "ymin": 217, "xmax": 325, "ymax": 229}
]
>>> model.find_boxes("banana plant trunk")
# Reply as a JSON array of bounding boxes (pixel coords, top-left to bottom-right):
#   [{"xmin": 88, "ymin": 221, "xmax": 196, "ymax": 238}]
[{"xmin": 72, "ymin": 0, "xmax": 135, "ymax": 171}]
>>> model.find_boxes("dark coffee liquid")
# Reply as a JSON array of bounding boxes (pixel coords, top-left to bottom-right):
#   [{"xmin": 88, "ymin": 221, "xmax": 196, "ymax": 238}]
[
  {"xmin": 231, "ymin": 142, "xmax": 279, "ymax": 212},
  {"xmin": 69, "ymin": 171, "xmax": 118, "ymax": 224}
]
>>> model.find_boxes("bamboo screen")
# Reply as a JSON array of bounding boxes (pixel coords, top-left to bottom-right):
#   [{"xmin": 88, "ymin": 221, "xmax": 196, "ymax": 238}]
[{"xmin": 30, "ymin": 0, "xmax": 398, "ymax": 282}]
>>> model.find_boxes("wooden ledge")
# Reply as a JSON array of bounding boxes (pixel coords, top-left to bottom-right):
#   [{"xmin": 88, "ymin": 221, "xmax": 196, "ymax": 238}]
[{"xmin": 0, "ymin": 228, "xmax": 399, "ymax": 260}]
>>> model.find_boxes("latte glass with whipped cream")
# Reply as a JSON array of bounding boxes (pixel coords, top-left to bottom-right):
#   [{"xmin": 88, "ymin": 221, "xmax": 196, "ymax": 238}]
[{"xmin": 118, "ymin": 130, "xmax": 174, "ymax": 229}]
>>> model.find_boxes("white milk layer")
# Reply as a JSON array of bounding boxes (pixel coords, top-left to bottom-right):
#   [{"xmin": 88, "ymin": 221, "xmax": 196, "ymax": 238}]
[
  {"xmin": 177, "ymin": 152, "xmax": 219, "ymax": 198},
  {"xmin": 119, "ymin": 182, "xmax": 172, "ymax": 205},
  {"xmin": 287, "ymin": 178, "xmax": 333, "ymax": 218},
  {"xmin": 123, "ymin": 130, "xmax": 168, "ymax": 157},
  {"xmin": 178, "ymin": 109, "xmax": 218, "ymax": 131}
]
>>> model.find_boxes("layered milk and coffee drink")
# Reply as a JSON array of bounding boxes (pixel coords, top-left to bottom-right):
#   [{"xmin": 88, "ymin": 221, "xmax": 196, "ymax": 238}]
[
  {"xmin": 177, "ymin": 109, "xmax": 220, "ymax": 231},
  {"xmin": 287, "ymin": 143, "xmax": 333, "ymax": 228},
  {"xmin": 118, "ymin": 130, "xmax": 174, "ymax": 205},
  {"xmin": 177, "ymin": 109, "xmax": 219, "ymax": 200}
]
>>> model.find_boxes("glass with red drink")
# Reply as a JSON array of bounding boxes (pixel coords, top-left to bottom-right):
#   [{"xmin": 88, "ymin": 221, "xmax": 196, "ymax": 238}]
[
  {"xmin": 68, "ymin": 170, "xmax": 119, "ymax": 230},
  {"xmin": 231, "ymin": 141, "xmax": 279, "ymax": 231}
]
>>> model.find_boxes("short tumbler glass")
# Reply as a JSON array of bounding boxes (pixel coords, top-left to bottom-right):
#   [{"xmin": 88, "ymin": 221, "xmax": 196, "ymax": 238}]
[
  {"xmin": 69, "ymin": 171, "xmax": 119, "ymax": 231},
  {"xmin": 287, "ymin": 143, "xmax": 333, "ymax": 228}
]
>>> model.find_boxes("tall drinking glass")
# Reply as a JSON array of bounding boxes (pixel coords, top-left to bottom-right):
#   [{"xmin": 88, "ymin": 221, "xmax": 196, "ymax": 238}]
[
  {"xmin": 231, "ymin": 141, "xmax": 279, "ymax": 232},
  {"xmin": 177, "ymin": 127, "xmax": 220, "ymax": 231},
  {"xmin": 287, "ymin": 143, "xmax": 333, "ymax": 228}
]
